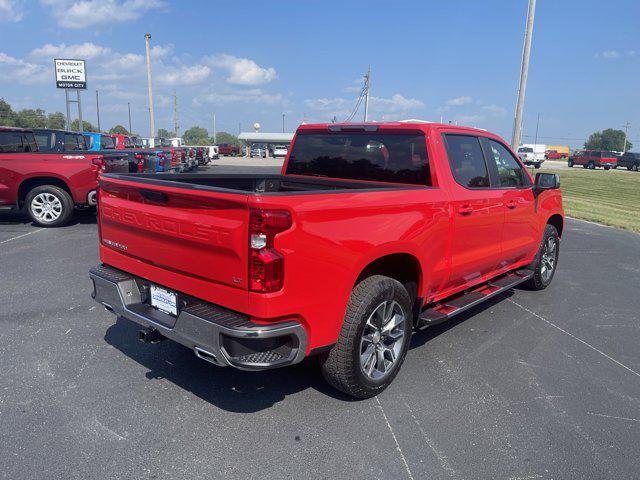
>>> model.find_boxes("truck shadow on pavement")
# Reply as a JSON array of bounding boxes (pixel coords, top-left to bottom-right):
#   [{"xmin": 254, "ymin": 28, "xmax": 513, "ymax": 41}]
[
  {"xmin": 0, "ymin": 210, "xmax": 97, "ymax": 227},
  {"xmin": 103, "ymin": 290, "xmax": 514, "ymax": 412}
]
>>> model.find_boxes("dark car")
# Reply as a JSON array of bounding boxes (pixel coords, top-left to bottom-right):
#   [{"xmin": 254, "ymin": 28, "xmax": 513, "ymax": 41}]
[{"xmin": 617, "ymin": 152, "xmax": 640, "ymax": 171}]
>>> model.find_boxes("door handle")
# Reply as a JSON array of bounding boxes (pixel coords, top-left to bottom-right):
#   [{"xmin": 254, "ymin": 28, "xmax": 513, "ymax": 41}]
[
  {"xmin": 458, "ymin": 205, "xmax": 473, "ymax": 216},
  {"xmin": 505, "ymin": 200, "xmax": 517, "ymax": 209}
]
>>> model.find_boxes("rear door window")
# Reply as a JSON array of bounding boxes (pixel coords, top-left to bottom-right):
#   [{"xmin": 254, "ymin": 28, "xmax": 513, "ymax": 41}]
[
  {"xmin": 23, "ymin": 133, "xmax": 38, "ymax": 152},
  {"xmin": 442, "ymin": 134, "xmax": 490, "ymax": 188},
  {"xmin": 0, "ymin": 132, "xmax": 23, "ymax": 152},
  {"xmin": 286, "ymin": 132, "xmax": 431, "ymax": 185},
  {"xmin": 64, "ymin": 134, "xmax": 82, "ymax": 151}
]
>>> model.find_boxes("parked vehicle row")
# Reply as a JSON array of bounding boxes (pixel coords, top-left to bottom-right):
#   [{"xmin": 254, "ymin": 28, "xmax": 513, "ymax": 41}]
[
  {"xmin": 616, "ymin": 152, "xmax": 640, "ymax": 171},
  {"xmin": 90, "ymin": 121, "xmax": 564, "ymax": 398}
]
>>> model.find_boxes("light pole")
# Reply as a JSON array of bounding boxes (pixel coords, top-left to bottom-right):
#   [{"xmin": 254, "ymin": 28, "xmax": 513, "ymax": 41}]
[
  {"xmin": 127, "ymin": 102, "xmax": 132, "ymax": 134},
  {"xmin": 363, "ymin": 65, "xmax": 371, "ymax": 122},
  {"xmin": 95, "ymin": 90, "xmax": 101, "ymax": 132},
  {"xmin": 144, "ymin": 33, "xmax": 155, "ymax": 138},
  {"xmin": 511, "ymin": 0, "xmax": 537, "ymax": 149},
  {"xmin": 282, "ymin": 113, "xmax": 285, "ymax": 133}
]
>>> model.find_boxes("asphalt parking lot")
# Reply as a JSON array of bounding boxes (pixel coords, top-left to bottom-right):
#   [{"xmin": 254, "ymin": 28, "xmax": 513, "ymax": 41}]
[{"xmin": 1, "ymin": 166, "xmax": 639, "ymax": 479}]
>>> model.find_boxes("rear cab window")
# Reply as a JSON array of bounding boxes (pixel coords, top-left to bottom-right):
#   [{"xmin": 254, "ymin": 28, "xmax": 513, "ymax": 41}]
[
  {"xmin": 100, "ymin": 135, "xmax": 116, "ymax": 149},
  {"xmin": 285, "ymin": 132, "xmax": 431, "ymax": 185},
  {"xmin": 34, "ymin": 131, "xmax": 55, "ymax": 151},
  {"xmin": 64, "ymin": 133, "xmax": 86, "ymax": 151}
]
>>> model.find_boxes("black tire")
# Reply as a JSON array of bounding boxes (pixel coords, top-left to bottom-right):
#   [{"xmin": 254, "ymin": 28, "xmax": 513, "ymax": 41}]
[
  {"xmin": 582, "ymin": 164, "xmax": 588, "ymax": 169},
  {"xmin": 25, "ymin": 185, "xmax": 74, "ymax": 228},
  {"xmin": 588, "ymin": 162, "xmax": 595, "ymax": 169},
  {"xmin": 534, "ymin": 162, "xmax": 541, "ymax": 169},
  {"xmin": 567, "ymin": 159, "xmax": 574, "ymax": 167},
  {"xmin": 604, "ymin": 166, "xmax": 610, "ymax": 170},
  {"xmin": 632, "ymin": 164, "xmax": 639, "ymax": 172},
  {"xmin": 319, "ymin": 275, "xmax": 413, "ymax": 399},
  {"xmin": 522, "ymin": 224, "xmax": 560, "ymax": 290}
]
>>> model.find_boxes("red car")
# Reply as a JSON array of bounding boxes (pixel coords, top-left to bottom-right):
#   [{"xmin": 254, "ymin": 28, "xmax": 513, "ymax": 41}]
[
  {"xmin": 545, "ymin": 150, "xmax": 565, "ymax": 160},
  {"xmin": 568, "ymin": 150, "xmax": 618, "ymax": 170},
  {"xmin": 0, "ymin": 127, "xmax": 128, "ymax": 227},
  {"xmin": 90, "ymin": 122, "xmax": 563, "ymax": 397},
  {"xmin": 217, "ymin": 143, "xmax": 240, "ymax": 156}
]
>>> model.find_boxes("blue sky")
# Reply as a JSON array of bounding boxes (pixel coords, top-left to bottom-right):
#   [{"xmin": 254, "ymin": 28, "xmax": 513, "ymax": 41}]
[{"xmin": 0, "ymin": 0, "xmax": 638, "ymax": 147}]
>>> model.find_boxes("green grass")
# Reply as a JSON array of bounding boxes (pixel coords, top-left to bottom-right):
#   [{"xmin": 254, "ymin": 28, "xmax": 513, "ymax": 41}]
[{"xmin": 535, "ymin": 167, "xmax": 640, "ymax": 232}]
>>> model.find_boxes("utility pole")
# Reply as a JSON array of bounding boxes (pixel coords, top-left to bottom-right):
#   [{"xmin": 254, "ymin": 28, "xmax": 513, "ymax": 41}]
[
  {"xmin": 238, "ymin": 122, "xmax": 241, "ymax": 135},
  {"xmin": 95, "ymin": 90, "xmax": 101, "ymax": 132},
  {"xmin": 511, "ymin": 0, "xmax": 537, "ymax": 150},
  {"xmin": 77, "ymin": 90, "xmax": 83, "ymax": 132},
  {"xmin": 534, "ymin": 113, "xmax": 541, "ymax": 146},
  {"xmin": 622, "ymin": 121, "xmax": 631, "ymax": 152},
  {"xmin": 65, "ymin": 90, "xmax": 71, "ymax": 130},
  {"xmin": 363, "ymin": 65, "xmax": 371, "ymax": 122},
  {"xmin": 212, "ymin": 113, "xmax": 216, "ymax": 143},
  {"xmin": 127, "ymin": 102, "xmax": 132, "ymax": 134},
  {"xmin": 144, "ymin": 33, "xmax": 155, "ymax": 138},
  {"xmin": 282, "ymin": 113, "xmax": 285, "ymax": 133},
  {"xmin": 172, "ymin": 90, "xmax": 179, "ymax": 137}
]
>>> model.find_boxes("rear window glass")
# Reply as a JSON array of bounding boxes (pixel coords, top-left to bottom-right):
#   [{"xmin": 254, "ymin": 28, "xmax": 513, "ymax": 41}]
[
  {"xmin": 123, "ymin": 137, "xmax": 135, "ymax": 148},
  {"xmin": 286, "ymin": 133, "xmax": 430, "ymax": 185},
  {"xmin": 100, "ymin": 135, "xmax": 115, "ymax": 149},
  {"xmin": 64, "ymin": 134, "xmax": 85, "ymax": 151},
  {"xmin": 443, "ymin": 134, "xmax": 490, "ymax": 188},
  {"xmin": 34, "ymin": 132, "xmax": 55, "ymax": 151}
]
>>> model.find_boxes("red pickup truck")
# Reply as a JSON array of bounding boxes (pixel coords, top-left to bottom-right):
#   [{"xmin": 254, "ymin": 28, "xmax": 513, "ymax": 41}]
[
  {"xmin": 0, "ymin": 126, "xmax": 128, "ymax": 227},
  {"xmin": 217, "ymin": 143, "xmax": 240, "ymax": 156},
  {"xmin": 89, "ymin": 122, "xmax": 563, "ymax": 398}
]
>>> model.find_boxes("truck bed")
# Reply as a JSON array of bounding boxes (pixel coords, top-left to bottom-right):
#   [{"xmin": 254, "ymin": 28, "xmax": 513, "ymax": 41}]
[{"xmin": 100, "ymin": 173, "xmax": 421, "ymax": 194}]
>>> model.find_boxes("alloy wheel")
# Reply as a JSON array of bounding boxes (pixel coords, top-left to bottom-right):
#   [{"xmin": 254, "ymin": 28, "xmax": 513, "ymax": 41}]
[
  {"xmin": 540, "ymin": 236, "xmax": 558, "ymax": 283},
  {"xmin": 359, "ymin": 300, "xmax": 406, "ymax": 380},
  {"xmin": 31, "ymin": 192, "xmax": 63, "ymax": 223}
]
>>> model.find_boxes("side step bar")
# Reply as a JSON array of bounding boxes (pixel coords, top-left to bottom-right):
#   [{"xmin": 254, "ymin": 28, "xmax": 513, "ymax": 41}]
[{"xmin": 417, "ymin": 269, "xmax": 534, "ymax": 329}]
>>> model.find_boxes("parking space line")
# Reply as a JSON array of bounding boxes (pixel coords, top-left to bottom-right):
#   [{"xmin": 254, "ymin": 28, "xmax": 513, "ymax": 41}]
[
  {"xmin": 587, "ymin": 412, "xmax": 640, "ymax": 423},
  {"xmin": 0, "ymin": 228, "xmax": 44, "ymax": 245},
  {"xmin": 508, "ymin": 298, "xmax": 640, "ymax": 379},
  {"xmin": 375, "ymin": 396, "xmax": 415, "ymax": 480}
]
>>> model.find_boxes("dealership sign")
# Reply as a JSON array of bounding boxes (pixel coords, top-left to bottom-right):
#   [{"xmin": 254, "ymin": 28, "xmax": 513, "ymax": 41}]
[{"xmin": 54, "ymin": 59, "xmax": 87, "ymax": 89}]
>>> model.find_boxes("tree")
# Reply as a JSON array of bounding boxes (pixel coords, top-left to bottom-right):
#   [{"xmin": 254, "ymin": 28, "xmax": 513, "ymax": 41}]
[
  {"xmin": 47, "ymin": 112, "xmax": 67, "ymax": 129},
  {"xmin": 584, "ymin": 128, "xmax": 631, "ymax": 151},
  {"xmin": 183, "ymin": 126, "xmax": 211, "ymax": 145},
  {"xmin": 15, "ymin": 108, "xmax": 47, "ymax": 128},
  {"xmin": 109, "ymin": 125, "xmax": 129, "ymax": 135},
  {"xmin": 71, "ymin": 119, "xmax": 99, "ymax": 132},
  {"xmin": 0, "ymin": 98, "xmax": 16, "ymax": 126},
  {"xmin": 214, "ymin": 131, "xmax": 241, "ymax": 147},
  {"xmin": 157, "ymin": 128, "xmax": 172, "ymax": 138}
]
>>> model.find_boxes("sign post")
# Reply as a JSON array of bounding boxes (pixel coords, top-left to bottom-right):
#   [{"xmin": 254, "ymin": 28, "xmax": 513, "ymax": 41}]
[{"xmin": 54, "ymin": 59, "xmax": 87, "ymax": 132}]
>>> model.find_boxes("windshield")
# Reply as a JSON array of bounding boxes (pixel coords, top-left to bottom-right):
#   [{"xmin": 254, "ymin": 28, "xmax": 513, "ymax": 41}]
[
  {"xmin": 132, "ymin": 137, "xmax": 143, "ymax": 148},
  {"xmin": 518, "ymin": 147, "xmax": 533, "ymax": 153},
  {"xmin": 159, "ymin": 138, "xmax": 172, "ymax": 147},
  {"xmin": 286, "ymin": 132, "xmax": 431, "ymax": 185}
]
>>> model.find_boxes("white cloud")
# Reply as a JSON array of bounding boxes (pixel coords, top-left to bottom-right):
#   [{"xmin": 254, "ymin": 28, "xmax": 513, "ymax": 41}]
[
  {"xmin": 445, "ymin": 96, "xmax": 472, "ymax": 106},
  {"xmin": 205, "ymin": 54, "xmax": 277, "ymax": 85},
  {"xmin": 158, "ymin": 65, "xmax": 210, "ymax": 86},
  {"xmin": 196, "ymin": 89, "xmax": 284, "ymax": 106},
  {"xmin": 594, "ymin": 49, "xmax": 635, "ymax": 59},
  {"xmin": 481, "ymin": 103, "xmax": 506, "ymax": 116},
  {"xmin": 457, "ymin": 114, "xmax": 486, "ymax": 124},
  {"xmin": 370, "ymin": 94, "xmax": 424, "ymax": 112},
  {"xmin": 0, "ymin": 53, "xmax": 49, "ymax": 84},
  {"xmin": 41, "ymin": 0, "xmax": 165, "ymax": 29},
  {"xmin": 0, "ymin": 0, "xmax": 23, "ymax": 22},
  {"xmin": 30, "ymin": 42, "xmax": 112, "ymax": 59},
  {"xmin": 304, "ymin": 97, "xmax": 349, "ymax": 111}
]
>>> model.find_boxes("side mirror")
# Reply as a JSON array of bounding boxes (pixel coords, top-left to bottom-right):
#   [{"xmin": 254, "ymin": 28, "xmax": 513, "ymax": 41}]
[{"xmin": 534, "ymin": 172, "xmax": 560, "ymax": 193}]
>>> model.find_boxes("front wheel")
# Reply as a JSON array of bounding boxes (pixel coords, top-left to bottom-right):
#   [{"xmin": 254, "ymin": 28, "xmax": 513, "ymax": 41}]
[
  {"xmin": 632, "ymin": 164, "xmax": 639, "ymax": 172},
  {"xmin": 588, "ymin": 162, "xmax": 595, "ymax": 169},
  {"xmin": 25, "ymin": 185, "xmax": 74, "ymax": 227},
  {"xmin": 319, "ymin": 275, "xmax": 413, "ymax": 399},
  {"xmin": 567, "ymin": 159, "xmax": 574, "ymax": 167},
  {"xmin": 522, "ymin": 224, "xmax": 560, "ymax": 290},
  {"xmin": 604, "ymin": 166, "xmax": 611, "ymax": 171}
]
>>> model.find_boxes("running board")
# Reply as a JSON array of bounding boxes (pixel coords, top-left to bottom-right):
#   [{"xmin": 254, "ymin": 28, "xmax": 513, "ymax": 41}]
[{"xmin": 417, "ymin": 269, "xmax": 534, "ymax": 329}]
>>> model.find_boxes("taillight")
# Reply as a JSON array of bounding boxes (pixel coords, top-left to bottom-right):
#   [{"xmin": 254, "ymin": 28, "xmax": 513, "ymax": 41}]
[
  {"xmin": 91, "ymin": 156, "xmax": 106, "ymax": 173},
  {"xmin": 248, "ymin": 209, "xmax": 292, "ymax": 293}
]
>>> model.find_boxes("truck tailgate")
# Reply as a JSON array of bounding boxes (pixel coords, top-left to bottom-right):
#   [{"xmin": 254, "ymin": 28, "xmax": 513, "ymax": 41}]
[{"xmin": 98, "ymin": 176, "xmax": 250, "ymax": 291}]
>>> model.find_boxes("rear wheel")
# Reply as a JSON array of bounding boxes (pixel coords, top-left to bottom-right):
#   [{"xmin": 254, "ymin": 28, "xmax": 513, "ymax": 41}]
[
  {"xmin": 319, "ymin": 275, "xmax": 413, "ymax": 399},
  {"xmin": 604, "ymin": 166, "xmax": 611, "ymax": 171},
  {"xmin": 567, "ymin": 159, "xmax": 574, "ymax": 167},
  {"xmin": 588, "ymin": 162, "xmax": 595, "ymax": 169},
  {"xmin": 632, "ymin": 164, "xmax": 639, "ymax": 172},
  {"xmin": 522, "ymin": 224, "xmax": 560, "ymax": 290},
  {"xmin": 25, "ymin": 185, "xmax": 74, "ymax": 228}
]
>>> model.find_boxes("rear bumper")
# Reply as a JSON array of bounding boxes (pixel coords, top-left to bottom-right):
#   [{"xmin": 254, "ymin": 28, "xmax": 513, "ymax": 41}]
[{"xmin": 89, "ymin": 264, "xmax": 308, "ymax": 370}]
